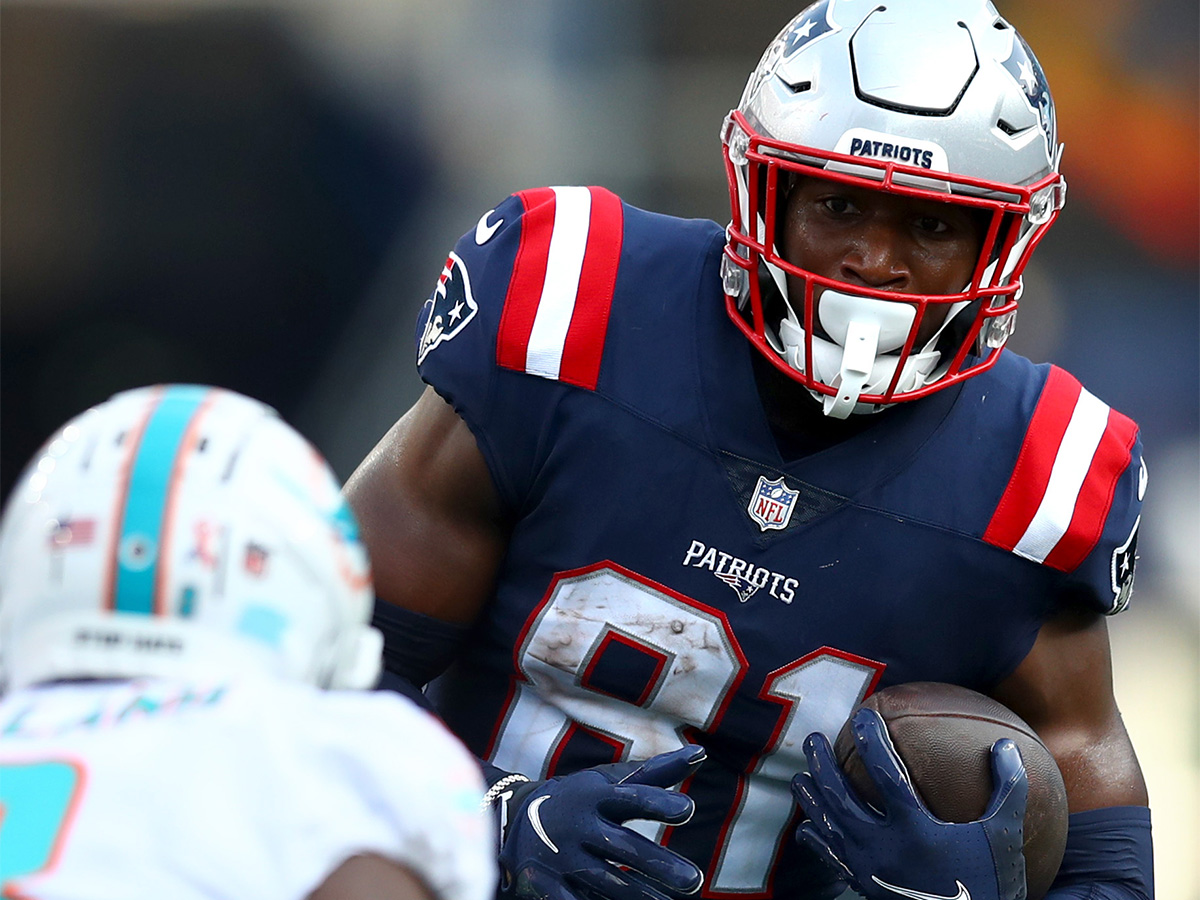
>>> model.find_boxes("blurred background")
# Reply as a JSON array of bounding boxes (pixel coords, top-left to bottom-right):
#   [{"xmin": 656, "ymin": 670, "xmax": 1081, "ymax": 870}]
[{"xmin": 2, "ymin": 0, "xmax": 1196, "ymax": 893}]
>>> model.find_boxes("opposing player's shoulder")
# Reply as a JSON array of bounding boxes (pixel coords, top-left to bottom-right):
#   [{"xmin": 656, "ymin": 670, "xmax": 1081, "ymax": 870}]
[
  {"xmin": 968, "ymin": 355, "xmax": 1145, "ymax": 612},
  {"xmin": 302, "ymin": 685, "xmax": 477, "ymax": 761},
  {"xmin": 0, "ymin": 679, "xmax": 495, "ymax": 900},
  {"xmin": 249, "ymin": 680, "xmax": 486, "ymax": 790},
  {"xmin": 238, "ymin": 680, "xmax": 497, "ymax": 900},
  {"xmin": 415, "ymin": 186, "xmax": 722, "ymax": 392}
]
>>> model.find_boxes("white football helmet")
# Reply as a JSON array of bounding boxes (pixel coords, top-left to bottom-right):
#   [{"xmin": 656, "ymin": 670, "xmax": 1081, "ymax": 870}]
[
  {"xmin": 0, "ymin": 385, "xmax": 381, "ymax": 691},
  {"xmin": 722, "ymin": 0, "xmax": 1066, "ymax": 417}
]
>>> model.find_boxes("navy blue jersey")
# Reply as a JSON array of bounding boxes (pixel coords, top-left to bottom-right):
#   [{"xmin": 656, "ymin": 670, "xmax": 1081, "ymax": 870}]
[{"xmin": 413, "ymin": 186, "xmax": 1145, "ymax": 900}]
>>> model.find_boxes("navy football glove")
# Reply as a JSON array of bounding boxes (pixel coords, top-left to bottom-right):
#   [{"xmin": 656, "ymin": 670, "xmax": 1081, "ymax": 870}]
[
  {"xmin": 495, "ymin": 745, "xmax": 707, "ymax": 900},
  {"xmin": 792, "ymin": 708, "xmax": 1029, "ymax": 900}
]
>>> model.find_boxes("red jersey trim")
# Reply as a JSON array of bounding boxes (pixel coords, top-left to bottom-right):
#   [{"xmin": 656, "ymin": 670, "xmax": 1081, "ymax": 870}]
[
  {"xmin": 496, "ymin": 187, "xmax": 556, "ymax": 374},
  {"xmin": 558, "ymin": 187, "xmax": 623, "ymax": 389},
  {"xmin": 984, "ymin": 366, "xmax": 1080, "ymax": 553},
  {"xmin": 1042, "ymin": 406, "xmax": 1138, "ymax": 571},
  {"xmin": 984, "ymin": 365, "xmax": 1137, "ymax": 571},
  {"xmin": 495, "ymin": 186, "xmax": 624, "ymax": 390}
]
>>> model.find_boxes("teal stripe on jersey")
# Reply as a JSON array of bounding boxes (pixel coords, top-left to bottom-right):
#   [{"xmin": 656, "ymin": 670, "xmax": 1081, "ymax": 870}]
[
  {"xmin": 0, "ymin": 761, "xmax": 83, "ymax": 881},
  {"xmin": 114, "ymin": 385, "xmax": 210, "ymax": 615}
]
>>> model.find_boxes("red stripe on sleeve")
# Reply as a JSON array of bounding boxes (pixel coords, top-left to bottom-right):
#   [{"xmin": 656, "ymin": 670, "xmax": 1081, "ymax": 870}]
[
  {"xmin": 1042, "ymin": 407, "xmax": 1138, "ymax": 571},
  {"xmin": 983, "ymin": 366, "xmax": 1082, "ymax": 551},
  {"xmin": 557, "ymin": 187, "xmax": 624, "ymax": 390},
  {"xmin": 496, "ymin": 188, "xmax": 557, "ymax": 372}
]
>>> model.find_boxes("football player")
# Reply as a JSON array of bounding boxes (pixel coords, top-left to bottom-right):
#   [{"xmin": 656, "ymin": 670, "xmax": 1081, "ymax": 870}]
[
  {"xmin": 345, "ymin": 2, "xmax": 1152, "ymax": 899},
  {"xmin": 0, "ymin": 385, "xmax": 496, "ymax": 900}
]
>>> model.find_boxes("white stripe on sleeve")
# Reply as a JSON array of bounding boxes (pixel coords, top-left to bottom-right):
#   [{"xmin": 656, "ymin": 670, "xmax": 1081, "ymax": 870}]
[
  {"xmin": 525, "ymin": 186, "xmax": 592, "ymax": 379},
  {"xmin": 1013, "ymin": 388, "xmax": 1109, "ymax": 562}
]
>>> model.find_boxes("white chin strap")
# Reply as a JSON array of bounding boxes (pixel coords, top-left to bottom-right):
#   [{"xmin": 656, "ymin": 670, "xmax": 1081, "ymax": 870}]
[{"xmin": 777, "ymin": 290, "xmax": 947, "ymax": 419}]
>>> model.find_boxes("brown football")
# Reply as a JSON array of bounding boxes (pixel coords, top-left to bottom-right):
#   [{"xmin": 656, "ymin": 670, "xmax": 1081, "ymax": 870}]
[{"xmin": 834, "ymin": 682, "xmax": 1068, "ymax": 900}]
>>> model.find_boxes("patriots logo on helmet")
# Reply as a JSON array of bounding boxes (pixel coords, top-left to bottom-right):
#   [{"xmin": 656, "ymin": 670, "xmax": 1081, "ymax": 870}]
[
  {"xmin": 417, "ymin": 251, "xmax": 479, "ymax": 364},
  {"xmin": 782, "ymin": 0, "xmax": 834, "ymax": 56},
  {"xmin": 742, "ymin": 1, "xmax": 835, "ymax": 105},
  {"xmin": 1001, "ymin": 32, "xmax": 1056, "ymax": 156}
]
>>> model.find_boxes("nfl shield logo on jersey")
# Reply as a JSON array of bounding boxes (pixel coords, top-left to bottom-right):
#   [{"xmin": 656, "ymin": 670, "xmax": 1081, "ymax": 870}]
[{"xmin": 747, "ymin": 475, "xmax": 799, "ymax": 532}]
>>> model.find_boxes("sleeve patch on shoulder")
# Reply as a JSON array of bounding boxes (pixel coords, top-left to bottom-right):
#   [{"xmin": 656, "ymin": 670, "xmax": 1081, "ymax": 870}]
[
  {"xmin": 1110, "ymin": 515, "xmax": 1140, "ymax": 614},
  {"xmin": 417, "ymin": 251, "xmax": 480, "ymax": 365},
  {"xmin": 984, "ymin": 365, "xmax": 1139, "ymax": 572},
  {"xmin": 496, "ymin": 185, "xmax": 624, "ymax": 390}
]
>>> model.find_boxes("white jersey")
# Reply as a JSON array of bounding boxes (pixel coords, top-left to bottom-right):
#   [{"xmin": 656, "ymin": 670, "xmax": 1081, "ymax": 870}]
[{"xmin": 0, "ymin": 678, "xmax": 496, "ymax": 900}]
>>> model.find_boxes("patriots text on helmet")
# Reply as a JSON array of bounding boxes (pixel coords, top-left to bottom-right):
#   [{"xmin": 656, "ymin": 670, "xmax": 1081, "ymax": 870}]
[{"xmin": 847, "ymin": 138, "xmax": 934, "ymax": 169}]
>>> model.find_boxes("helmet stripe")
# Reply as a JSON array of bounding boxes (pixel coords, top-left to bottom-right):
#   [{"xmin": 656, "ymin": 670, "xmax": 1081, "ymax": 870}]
[
  {"xmin": 112, "ymin": 385, "xmax": 211, "ymax": 615},
  {"xmin": 153, "ymin": 389, "xmax": 221, "ymax": 616}
]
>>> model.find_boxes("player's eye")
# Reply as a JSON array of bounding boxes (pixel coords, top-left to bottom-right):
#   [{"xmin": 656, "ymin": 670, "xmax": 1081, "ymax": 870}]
[
  {"xmin": 822, "ymin": 196, "xmax": 857, "ymax": 216},
  {"xmin": 914, "ymin": 215, "xmax": 950, "ymax": 234}
]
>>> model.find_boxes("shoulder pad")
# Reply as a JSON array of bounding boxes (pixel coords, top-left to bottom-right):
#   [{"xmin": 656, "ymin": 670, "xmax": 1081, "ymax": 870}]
[{"xmin": 983, "ymin": 364, "xmax": 1140, "ymax": 574}]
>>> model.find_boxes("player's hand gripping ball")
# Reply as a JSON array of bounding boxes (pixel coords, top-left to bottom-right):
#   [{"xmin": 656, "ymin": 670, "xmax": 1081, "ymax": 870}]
[
  {"xmin": 792, "ymin": 683, "xmax": 1069, "ymax": 900},
  {"xmin": 497, "ymin": 745, "xmax": 706, "ymax": 900}
]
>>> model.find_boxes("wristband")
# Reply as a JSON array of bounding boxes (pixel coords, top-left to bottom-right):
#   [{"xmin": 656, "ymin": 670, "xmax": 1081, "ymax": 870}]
[{"xmin": 481, "ymin": 773, "xmax": 531, "ymax": 811}]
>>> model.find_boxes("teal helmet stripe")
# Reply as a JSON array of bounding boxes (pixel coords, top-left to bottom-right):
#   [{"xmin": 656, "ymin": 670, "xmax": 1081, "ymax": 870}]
[{"xmin": 113, "ymin": 385, "xmax": 212, "ymax": 615}]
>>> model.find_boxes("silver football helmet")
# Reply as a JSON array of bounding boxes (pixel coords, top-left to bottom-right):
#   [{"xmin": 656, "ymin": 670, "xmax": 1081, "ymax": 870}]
[
  {"xmin": 0, "ymin": 385, "xmax": 381, "ymax": 691},
  {"xmin": 722, "ymin": 0, "xmax": 1065, "ymax": 417}
]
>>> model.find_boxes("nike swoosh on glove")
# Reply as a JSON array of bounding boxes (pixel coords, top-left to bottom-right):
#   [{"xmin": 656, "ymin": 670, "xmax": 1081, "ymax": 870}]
[
  {"xmin": 498, "ymin": 745, "xmax": 707, "ymax": 900},
  {"xmin": 791, "ymin": 708, "xmax": 1028, "ymax": 900}
]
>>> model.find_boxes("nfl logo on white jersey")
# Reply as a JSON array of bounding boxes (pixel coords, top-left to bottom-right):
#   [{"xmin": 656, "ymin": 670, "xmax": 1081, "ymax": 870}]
[{"xmin": 747, "ymin": 475, "xmax": 799, "ymax": 532}]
